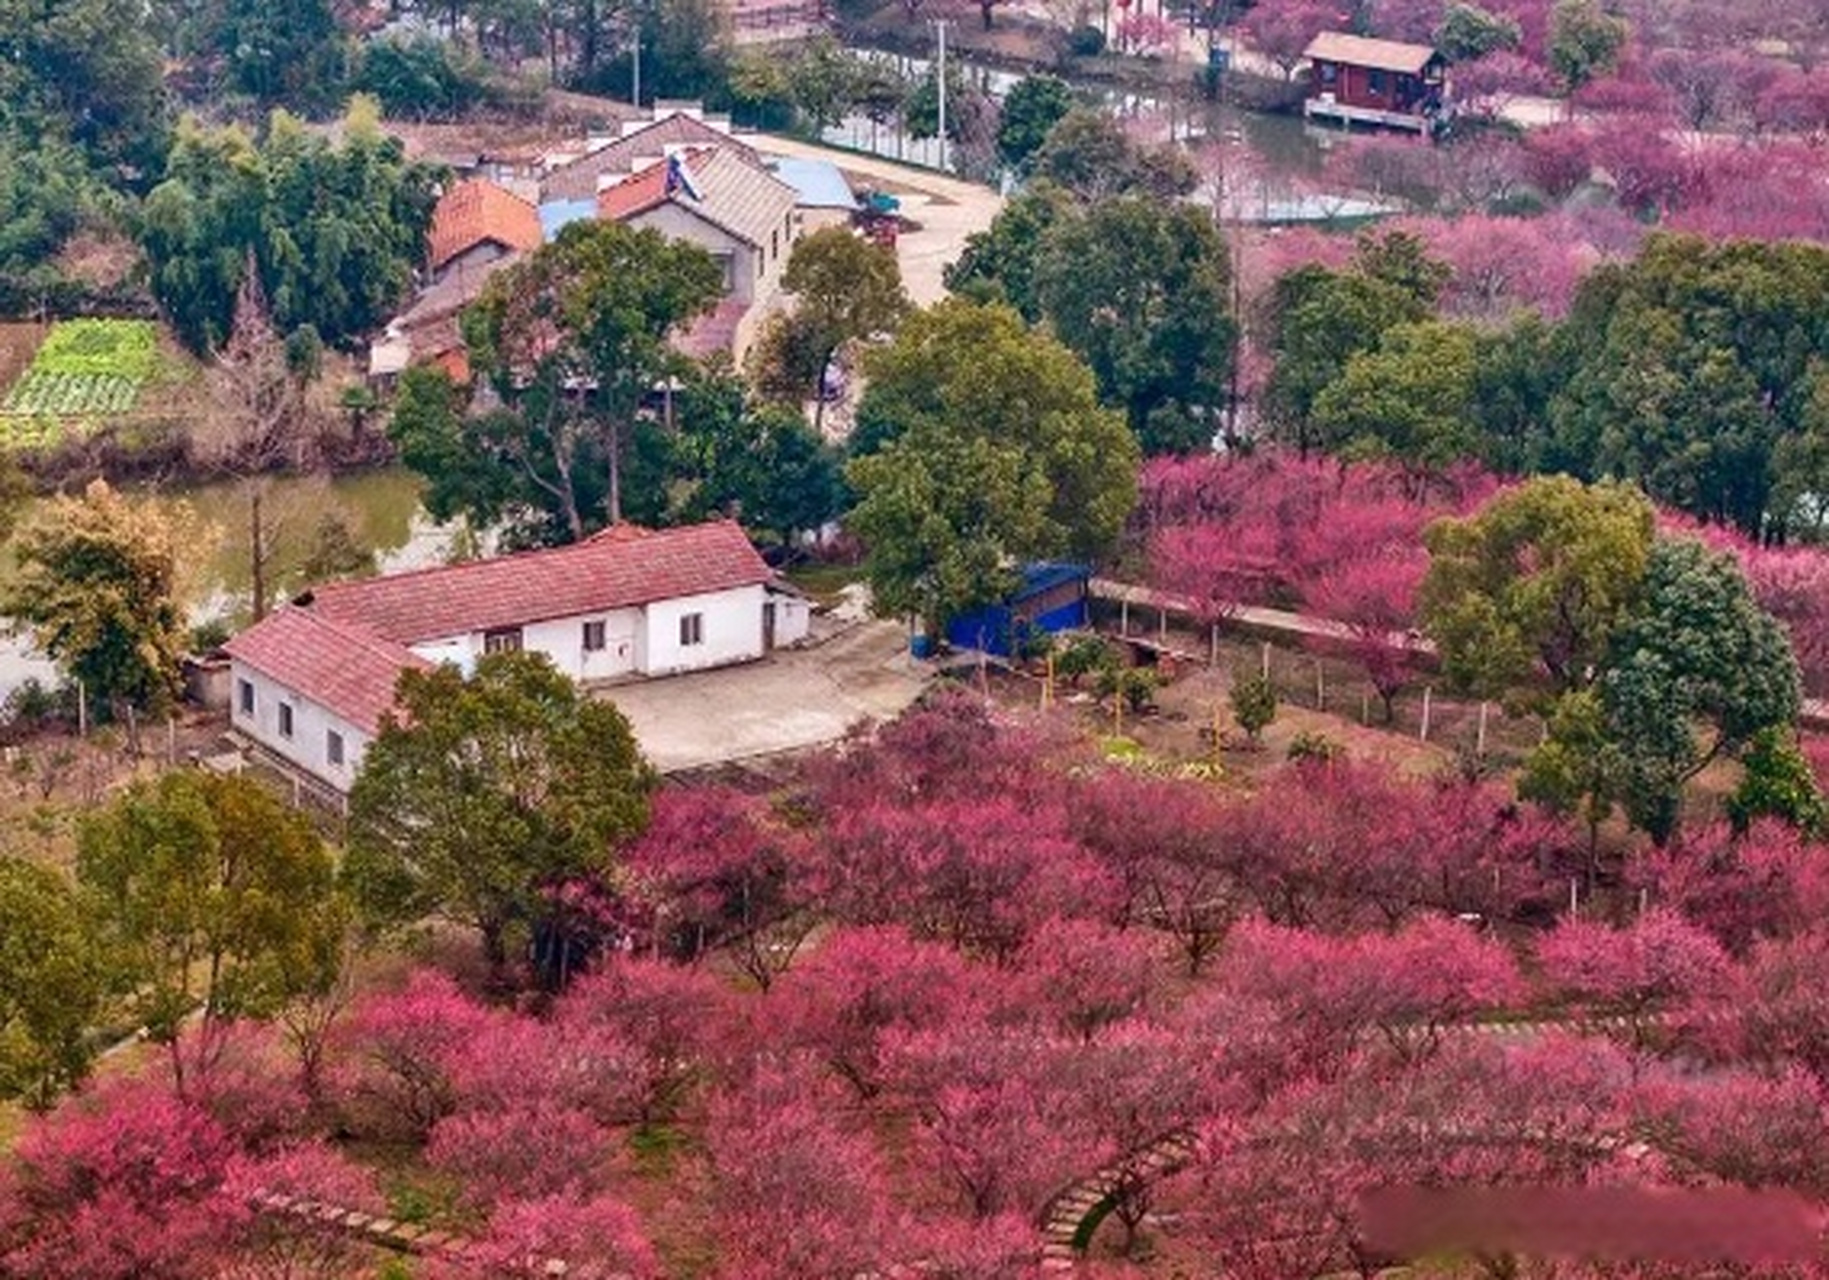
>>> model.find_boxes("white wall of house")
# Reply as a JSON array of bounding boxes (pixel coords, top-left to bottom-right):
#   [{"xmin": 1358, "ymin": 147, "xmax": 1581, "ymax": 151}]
[
  {"xmin": 642, "ymin": 584, "xmax": 766, "ymax": 676},
  {"xmin": 227, "ymin": 659, "xmax": 372, "ymax": 794},
  {"xmin": 410, "ymin": 596, "xmax": 769, "ymax": 682},
  {"xmin": 632, "ymin": 205, "xmax": 756, "ymax": 303},
  {"xmin": 766, "ymin": 590, "xmax": 812, "ymax": 648}
]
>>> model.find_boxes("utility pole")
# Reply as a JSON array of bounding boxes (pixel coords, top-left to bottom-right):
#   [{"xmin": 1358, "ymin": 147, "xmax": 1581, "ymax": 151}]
[
  {"xmin": 632, "ymin": 14, "xmax": 642, "ymax": 108},
  {"xmin": 933, "ymin": 19, "xmax": 949, "ymax": 174}
]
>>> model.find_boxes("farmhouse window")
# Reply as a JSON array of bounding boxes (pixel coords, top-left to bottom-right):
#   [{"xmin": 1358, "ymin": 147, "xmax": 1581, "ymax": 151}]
[
  {"xmin": 1368, "ymin": 68, "xmax": 1386, "ymax": 95},
  {"xmin": 326, "ymin": 730, "xmax": 345, "ymax": 767},
  {"xmin": 238, "ymin": 679, "xmax": 254, "ymax": 716},
  {"xmin": 278, "ymin": 702, "xmax": 294, "ymax": 739},
  {"xmin": 1320, "ymin": 61, "xmax": 1337, "ymax": 83},
  {"xmin": 679, "ymin": 612, "xmax": 705, "ymax": 647},
  {"xmin": 583, "ymin": 620, "xmax": 607, "ymax": 652},
  {"xmin": 484, "ymin": 627, "xmax": 524, "ymax": 654}
]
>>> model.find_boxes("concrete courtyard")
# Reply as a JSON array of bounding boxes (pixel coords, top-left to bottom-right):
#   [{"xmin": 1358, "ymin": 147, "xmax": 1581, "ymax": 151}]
[{"xmin": 595, "ymin": 617, "xmax": 932, "ymax": 773}]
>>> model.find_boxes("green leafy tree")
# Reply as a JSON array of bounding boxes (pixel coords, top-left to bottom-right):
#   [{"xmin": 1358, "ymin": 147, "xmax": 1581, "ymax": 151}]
[
  {"xmin": 464, "ymin": 219, "xmax": 723, "ymax": 539},
  {"xmin": 140, "ymin": 102, "xmax": 440, "ymax": 352},
  {"xmin": 677, "ymin": 367, "xmax": 848, "ymax": 543},
  {"xmin": 846, "ymin": 300, "xmax": 1138, "ymax": 634},
  {"xmin": 1419, "ymin": 476, "xmax": 1655, "ymax": 704},
  {"xmin": 1547, "ymin": 0, "xmax": 1628, "ymax": 93},
  {"xmin": 1310, "ymin": 320, "xmax": 1481, "ymax": 475},
  {"xmin": 77, "ymin": 772, "xmax": 346, "ymax": 1093},
  {"xmin": 1601, "ymin": 538, "xmax": 1801, "ymax": 843},
  {"xmin": 4, "ymin": 480, "xmax": 205, "ymax": 732},
  {"xmin": 1519, "ymin": 689, "xmax": 1629, "ymax": 876},
  {"xmin": 1434, "ymin": 3, "xmax": 1522, "ymax": 62},
  {"xmin": 997, "ymin": 74, "xmax": 1076, "ymax": 170},
  {"xmin": 1029, "ymin": 109, "xmax": 1198, "ymax": 202},
  {"xmin": 207, "ymin": 0, "xmax": 348, "ymax": 110},
  {"xmin": 1547, "ymin": 236, "xmax": 1829, "ymax": 538},
  {"xmin": 1230, "ymin": 672, "xmax": 1277, "ymax": 745},
  {"xmin": 347, "ymin": 652, "xmax": 657, "ymax": 980},
  {"xmin": 943, "ymin": 183, "xmax": 1075, "ymax": 320},
  {"xmin": 782, "ymin": 226, "xmax": 911, "ymax": 435},
  {"xmin": 1032, "ymin": 196, "xmax": 1236, "ymax": 454},
  {"xmin": 0, "ymin": 0, "xmax": 166, "ymax": 175},
  {"xmin": 1728, "ymin": 726, "xmax": 1826, "ymax": 836},
  {"xmin": 0, "ymin": 857, "xmax": 112, "ymax": 1110},
  {"xmin": 1263, "ymin": 232, "xmax": 1449, "ymax": 455},
  {"xmin": 354, "ymin": 36, "xmax": 486, "ymax": 119}
]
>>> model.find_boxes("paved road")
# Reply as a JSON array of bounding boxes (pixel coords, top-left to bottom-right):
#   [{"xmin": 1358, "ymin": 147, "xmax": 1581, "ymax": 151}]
[{"xmin": 595, "ymin": 618, "xmax": 931, "ymax": 773}]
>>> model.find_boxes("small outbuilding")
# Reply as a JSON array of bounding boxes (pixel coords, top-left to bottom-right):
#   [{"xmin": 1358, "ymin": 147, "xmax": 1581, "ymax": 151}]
[
  {"xmin": 1303, "ymin": 32, "xmax": 1447, "ymax": 133},
  {"xmin": 944, "ymin": 563, "xmax": 1092, "ymax": 658}
]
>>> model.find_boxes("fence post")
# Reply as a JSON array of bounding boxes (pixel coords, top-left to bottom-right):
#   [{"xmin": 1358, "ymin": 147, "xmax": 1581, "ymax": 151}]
[
  {"xmin": 1209, "ymin": 622, "xmax": 1218, "ymax": 667},
  {"xmin": 1159, "ymin": 607, "xmax": 1167, "ymax": 644},
  {"xmin": 1314, "ymin": 659, "xmax": 1324, "ymax": 710},
  {"xmin": 1260, "ymin": 641, "xmax": 1270, "ymax": 681},
  {"xmin": 1420, "ymin": 685, "xmax": 1433, "ymax": 742},
  {"xmin": 1361, "ymin": 691, "xmax": 1370, "ymax": 724},
  {"xmin": 1476, "ymin": 701, "xmax": 1489, "ymax": 757},
  {"xmin": 1120, "ymin": 599, "xmax": 1129, "ymax": 636}
]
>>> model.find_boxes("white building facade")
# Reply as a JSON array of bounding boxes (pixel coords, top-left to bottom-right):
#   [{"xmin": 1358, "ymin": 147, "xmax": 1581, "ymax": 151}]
[{"xmin": 223, "ymin": 520, "xmax": 809, "ymax": 793}]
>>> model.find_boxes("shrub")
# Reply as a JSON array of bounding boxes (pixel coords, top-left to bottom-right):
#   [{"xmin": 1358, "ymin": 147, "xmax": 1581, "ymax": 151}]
[
  {"xmin": 1230, "ymin": 673, "xmax": 1277, "ymax": 745},
  {"xmin": 1067, "ymin": 25, "xmax": 1106, "ymax": 56},
  {"xmin": 1287, "ymin": 731, "xmax": 1345, "ymax": 764}
]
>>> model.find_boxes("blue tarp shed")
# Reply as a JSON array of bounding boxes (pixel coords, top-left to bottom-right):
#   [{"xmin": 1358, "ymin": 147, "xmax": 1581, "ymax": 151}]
[{"xmin": 943, "ymin": 562, "xmax": 1091, "ymax": 657}]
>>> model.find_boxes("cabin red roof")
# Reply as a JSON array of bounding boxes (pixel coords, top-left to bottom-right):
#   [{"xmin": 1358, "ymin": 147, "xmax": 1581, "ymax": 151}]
[
  {"xmin": 426, "ymin": 178, "xmax": 543, "ymax": 273},
  {"xmin": 308, "ymin": 519, "xmax": 772, "ymax": 645},
  {"xmin": 223, "ymin": 607, "xmax": 429, "ymax": 735}
]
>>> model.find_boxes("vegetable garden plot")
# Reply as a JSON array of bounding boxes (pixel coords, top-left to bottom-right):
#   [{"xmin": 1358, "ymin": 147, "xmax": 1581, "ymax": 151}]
[{"xmin": 0, "ymin": 319, "xmax": 159, "ymax": 445}]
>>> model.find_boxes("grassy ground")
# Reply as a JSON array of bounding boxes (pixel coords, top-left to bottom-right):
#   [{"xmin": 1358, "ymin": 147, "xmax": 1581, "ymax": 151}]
[{"xmin": 783, "ymin": 561, "xmax": 867, "ymax": 607}]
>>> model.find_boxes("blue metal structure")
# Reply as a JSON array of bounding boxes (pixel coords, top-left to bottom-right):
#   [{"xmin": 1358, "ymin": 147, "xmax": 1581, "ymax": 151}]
[{"xmin": 943, "ymin": 562, "xmax": 1091, "ymax": 657}]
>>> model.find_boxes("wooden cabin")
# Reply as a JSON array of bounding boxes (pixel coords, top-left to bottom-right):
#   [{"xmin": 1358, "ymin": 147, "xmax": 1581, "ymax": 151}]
[{"xmin": 1303, "ymin": 32, "xmax": 1447, "ymax": 133}]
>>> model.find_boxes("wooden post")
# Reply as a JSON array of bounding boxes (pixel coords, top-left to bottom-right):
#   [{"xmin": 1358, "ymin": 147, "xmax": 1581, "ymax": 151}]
[
  {"xmin": 1420, "ymin": 685, "xmax": 1433, "ymax": 742},
  {"xmin": 1361, "ymin": 691, "xmax": 1370, "ymax": 724},
  {"xmin": 167, "ymin": 716, "xmax": 177, "ymax": 766},
  {"xmin": 1213, "ymin": 700, "xmax": 1223, "ymax": 762},
  {"xmin": 1042, "ymin": 652, "xmax": 1055, "ymax": 710},
  {"xmin": 1476, "ymin": 701, "xmax": 1489, "ymax": 757},
  {"xmin": 292, "ymin": 775, "xmax": 301, "ymax": 807},
  {"xmin": 1314, "ymin": 659, "xmax": 1324, "ymax": 710},
  {"xmin": 1120, "ymin": 599, "xmax": 1129, "ymax": 636},
  {"xmin": 77, "ymin": 681, "xmax": 87, "ymax": 738},
  {"xmin": 1568, "ymin": 877, "xmax": 1579, "ymax": 919},
  {"xmin": 1158, "ymin": 607, "xmax": 1167, "ymax": 644},
  {"xmin": 1209, "ymin": 622, "xmax": 1218, "ymax": 667},
  {"xmin": 1260, "ymin": 641, "xmax": 1270, "ymax": 681}
]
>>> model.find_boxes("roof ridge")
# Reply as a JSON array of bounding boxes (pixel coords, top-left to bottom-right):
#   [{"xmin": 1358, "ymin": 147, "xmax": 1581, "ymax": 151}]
[
  {"xmin": 286, "ymin": 605, "xmax": 430, "ymax": 669},
  {"xmin": 312, "ymin": 518, "xmax": 752, "ymax": 606}
]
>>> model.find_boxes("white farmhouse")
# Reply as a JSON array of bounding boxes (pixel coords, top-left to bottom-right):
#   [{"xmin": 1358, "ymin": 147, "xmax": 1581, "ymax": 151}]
[{"xmin": 223, "ymin": 520, "xmax": 811, "ymax": 792}]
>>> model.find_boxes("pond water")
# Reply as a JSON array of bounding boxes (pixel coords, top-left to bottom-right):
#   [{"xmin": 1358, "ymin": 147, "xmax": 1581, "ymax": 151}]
[
  {"xmin": 821, "ymin": 43, "xmax": 1330, "ymax": 187},
  {"xmin": 0, "ymin": 466, "xmax": 445, "ymax": 701}
]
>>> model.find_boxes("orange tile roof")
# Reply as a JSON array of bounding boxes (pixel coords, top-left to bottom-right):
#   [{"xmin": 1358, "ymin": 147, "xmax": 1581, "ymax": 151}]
[
  {"xmin": 308, "ymin": 519, "xmax": 772, "ymax": 645},
  {"xmin": 223, "ymin": 607, "xmax": 430, "ymax": 735},
  {"xmin": 426, "ymin": 178, "xmax": 543, "ymax": 273}
]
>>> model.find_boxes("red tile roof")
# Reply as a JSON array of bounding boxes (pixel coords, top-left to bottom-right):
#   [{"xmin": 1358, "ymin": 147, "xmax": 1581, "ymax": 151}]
[
  {"xmin": 427, "ymin": 178, "xmax": 544, "ymax": 273},
  {"xmin": 595, "ymin": 155, "xmax": 687, "ymax": 221},
  {"xmin": 223, "ymin": 607, "xmax": 430, "ymax": 735},
  {"xmin": 308, "ymin": 519, "xmax": 772, "ymax": 645}
]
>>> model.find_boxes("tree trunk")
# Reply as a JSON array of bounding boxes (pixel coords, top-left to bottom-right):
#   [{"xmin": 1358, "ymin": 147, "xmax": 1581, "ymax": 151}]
[
  {"xmin": 250, "ymin": 485, "xmax": 268, "ymax": 622},
  {"xmin": 606, "ymin": 418, "xmax": 623, "ymax": 526}
]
